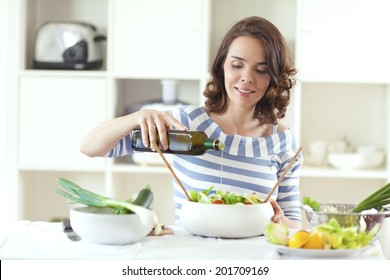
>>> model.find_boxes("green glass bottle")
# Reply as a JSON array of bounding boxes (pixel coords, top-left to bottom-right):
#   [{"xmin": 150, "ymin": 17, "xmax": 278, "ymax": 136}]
[{"xmin": 131, "ymin": 128, "xmax": 224, "ymax": 155}]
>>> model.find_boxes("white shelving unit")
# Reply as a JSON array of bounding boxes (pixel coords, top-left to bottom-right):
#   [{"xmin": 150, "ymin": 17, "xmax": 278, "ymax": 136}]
[
  {"xmin": 5, "ymin": 1, "xmax": 390, "ymax": 254},
  {"xmin": 6, "ymin": 0, "xmax": 213, "ymax": 225}
]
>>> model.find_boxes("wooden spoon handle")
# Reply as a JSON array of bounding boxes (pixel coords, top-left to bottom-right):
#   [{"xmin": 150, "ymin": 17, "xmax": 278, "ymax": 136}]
[
  {"xmin": 151, "ymin": 142, "xmax": 192, "ymax": 201},
  {"xmin": 263, "ymin": 146, "xmax": 303, "ymax": 203}
]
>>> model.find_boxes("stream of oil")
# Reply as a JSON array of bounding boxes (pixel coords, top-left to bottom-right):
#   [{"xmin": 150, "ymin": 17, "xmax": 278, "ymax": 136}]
[{"xmin": 220, "ymin": 150, "xmax": 224, "ymax": 187}]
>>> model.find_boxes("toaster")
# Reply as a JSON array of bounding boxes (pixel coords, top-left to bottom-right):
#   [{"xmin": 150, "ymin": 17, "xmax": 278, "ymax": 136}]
[{"xmin": 33, "ymin": 21, "xmax": 106, "ymax": 70}]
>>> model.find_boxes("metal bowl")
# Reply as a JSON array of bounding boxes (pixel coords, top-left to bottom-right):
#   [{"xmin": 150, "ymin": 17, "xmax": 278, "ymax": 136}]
[{"xmin": 301, "ymin": 203, "xmax": 390, "ymax": 234}]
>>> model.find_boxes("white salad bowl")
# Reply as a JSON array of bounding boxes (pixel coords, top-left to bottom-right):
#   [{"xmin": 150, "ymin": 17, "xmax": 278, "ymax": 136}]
[
  {"xmin": 70, "ymin": 206, "xmax": 155, "ymax": 245},
  {"xmin": 180, "ymin": 200, "xmax": 274, "ymax": 238}
]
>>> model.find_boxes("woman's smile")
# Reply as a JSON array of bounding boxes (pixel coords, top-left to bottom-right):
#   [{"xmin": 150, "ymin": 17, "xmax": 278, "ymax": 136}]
[{"xmin": 235, "ymin": 87, "xmax": 255, "ymax": 97}]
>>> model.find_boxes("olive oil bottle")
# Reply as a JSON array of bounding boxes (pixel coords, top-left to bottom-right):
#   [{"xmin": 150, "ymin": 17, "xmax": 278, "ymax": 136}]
[{"xmin": 131, "ymin": 128, "xmax": 224, "ymax": 155}]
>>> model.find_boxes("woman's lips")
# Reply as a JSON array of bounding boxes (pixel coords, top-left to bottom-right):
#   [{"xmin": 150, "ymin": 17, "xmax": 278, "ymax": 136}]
[{"xmin": 235, "ymin": 87, "xmax": 255, "ymax": 97}]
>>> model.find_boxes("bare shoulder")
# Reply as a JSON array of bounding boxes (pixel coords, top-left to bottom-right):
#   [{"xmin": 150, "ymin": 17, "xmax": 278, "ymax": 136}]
[{"xmin": 276, "ymin": 122, "xmax": 289, "ymax": 132}]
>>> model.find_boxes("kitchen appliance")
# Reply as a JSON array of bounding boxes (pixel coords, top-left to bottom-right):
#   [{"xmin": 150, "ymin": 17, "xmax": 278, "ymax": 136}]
[{"xmin": 33, "ymin": 21, "xmax": 106, "ymax": 70}]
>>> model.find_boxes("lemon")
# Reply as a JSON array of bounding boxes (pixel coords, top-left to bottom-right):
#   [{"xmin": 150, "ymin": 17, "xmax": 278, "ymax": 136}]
[
  {"xmin": 303, "ymin": 231, "xmax": 324, "ymax": 249},
  {"xmin": 288, "ymin": 230, "xmax": 310, "ymax": 248}
]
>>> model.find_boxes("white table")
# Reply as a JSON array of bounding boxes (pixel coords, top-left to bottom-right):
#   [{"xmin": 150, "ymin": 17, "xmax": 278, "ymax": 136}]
[{"xmin": 0, "ymin": 220, "xmax": 385, "ymax": 260}]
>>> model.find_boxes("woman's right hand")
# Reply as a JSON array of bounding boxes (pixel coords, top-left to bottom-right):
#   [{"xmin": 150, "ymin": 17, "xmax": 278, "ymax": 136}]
[
  {"xmin": 80, "ymin": 108, "xmax": 187, "ymax": 157},
  {"xmin": 135, "ymin": 109, "xmax": 188, "ymax": 150}
]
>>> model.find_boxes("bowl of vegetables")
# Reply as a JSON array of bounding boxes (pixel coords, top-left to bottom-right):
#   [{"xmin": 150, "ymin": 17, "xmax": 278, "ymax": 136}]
[
  {"xmin": 56, "ymin": 177, "xmax": 158, "ymax": 245},
  {"xmin": 179, "ymin": 187, "xmax": 274, "ymax": 238},
  {"xmin": 301, "ymin": 182, "xmax": 390, "ymax": 235}
]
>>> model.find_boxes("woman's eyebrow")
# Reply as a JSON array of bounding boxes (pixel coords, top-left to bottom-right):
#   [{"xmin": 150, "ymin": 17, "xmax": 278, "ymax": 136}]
[{"xmin": 230, "ymin": 55, "xmax": 267, "ymax": 65}]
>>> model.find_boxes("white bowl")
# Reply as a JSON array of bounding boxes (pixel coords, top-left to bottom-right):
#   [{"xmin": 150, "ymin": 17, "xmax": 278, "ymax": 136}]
[
  {"xmin": 327, "ymin": 152, "xmax": 385, "ymax": 170},
  {"xmin": 180, "ymin": 201, "xmax": 274, "ymax": 238},
  {"xmin": 70, "ymin": 206, "xmax": 155, "ymax": 245}
]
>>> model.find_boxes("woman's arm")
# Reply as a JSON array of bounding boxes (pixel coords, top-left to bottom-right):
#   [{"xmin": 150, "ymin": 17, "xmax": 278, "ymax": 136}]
[
  {"xmin": 80, "ymin": 108, "xmax": 187, "ymax": 157},
  {"xmin": 272, "ymin": 144, "xmax": 303, "ymax": 229}
]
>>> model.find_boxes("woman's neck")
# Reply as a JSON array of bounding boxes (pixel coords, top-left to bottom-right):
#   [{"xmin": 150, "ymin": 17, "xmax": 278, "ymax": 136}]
[{"xmin": 209, "ymin": 108, "xmax": 271, "ymax": 137}]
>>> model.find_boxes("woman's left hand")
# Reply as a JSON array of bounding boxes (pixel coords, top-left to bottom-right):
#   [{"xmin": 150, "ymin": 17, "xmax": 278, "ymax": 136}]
[
  {"xmin": 269, "ymin": 199, "xmax": 302, "ymax": 229},
  {"xmin": 270, "ymin": 199, "xmax": 284, "ymax": 223}
]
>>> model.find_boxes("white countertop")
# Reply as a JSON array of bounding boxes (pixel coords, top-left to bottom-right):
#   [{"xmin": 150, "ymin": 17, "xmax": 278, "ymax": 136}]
[{"xmin": 0, "ymin": 220, "xmax": 385, "ymax": 260}]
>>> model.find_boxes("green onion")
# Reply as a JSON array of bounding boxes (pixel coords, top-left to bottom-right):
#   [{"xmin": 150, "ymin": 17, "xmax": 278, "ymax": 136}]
[
  {"xmin": 352, "ymin": 182, "xmax": 390, "ymax": 213},
  {"xmin": 55, "ymin": 177, "xmax": 158, "ymax": 226}
]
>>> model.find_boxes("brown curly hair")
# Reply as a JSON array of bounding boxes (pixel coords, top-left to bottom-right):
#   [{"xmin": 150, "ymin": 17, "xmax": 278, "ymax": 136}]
[{"xmin": 204, "ymin": 16, "xmax": 297, "ymax": 125}]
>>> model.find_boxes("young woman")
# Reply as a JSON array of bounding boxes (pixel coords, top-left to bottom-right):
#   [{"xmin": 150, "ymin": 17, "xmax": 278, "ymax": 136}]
[{"xmin": 80, "ymin": 16, "xmax": 303, "ymax": 229}]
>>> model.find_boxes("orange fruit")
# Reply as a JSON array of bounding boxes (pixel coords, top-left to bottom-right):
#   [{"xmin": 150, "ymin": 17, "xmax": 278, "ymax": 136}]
[
  {"xmin": 303, "ymin": 231, "xmax": 324, "ymax": 249},
  {"xmin": 288, "ymin": 230, "xmax": 310, "ymax": 248}
]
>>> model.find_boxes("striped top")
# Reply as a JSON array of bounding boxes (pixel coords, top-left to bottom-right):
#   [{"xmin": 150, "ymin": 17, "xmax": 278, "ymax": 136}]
[{"xmin": 106, "ymin": 105, "xmax": 303, "ymax": 222}]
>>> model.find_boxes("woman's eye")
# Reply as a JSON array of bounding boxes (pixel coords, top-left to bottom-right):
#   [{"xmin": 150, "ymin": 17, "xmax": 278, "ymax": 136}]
[{"xmin": 256, "ymin": 68, "xmax": 268, "ymax": 74}]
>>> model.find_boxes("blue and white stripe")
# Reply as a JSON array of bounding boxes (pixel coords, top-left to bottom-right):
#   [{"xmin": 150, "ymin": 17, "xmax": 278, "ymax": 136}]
[{"xmin": 105, "ymin": 105, "xmax": 303, "ymax": 222}]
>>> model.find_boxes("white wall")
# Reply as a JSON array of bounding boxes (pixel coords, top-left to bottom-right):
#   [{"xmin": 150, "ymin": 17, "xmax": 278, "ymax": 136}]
[{"xmin": 0, "ymin": 0, "xmax": 7, "ymax": 227}]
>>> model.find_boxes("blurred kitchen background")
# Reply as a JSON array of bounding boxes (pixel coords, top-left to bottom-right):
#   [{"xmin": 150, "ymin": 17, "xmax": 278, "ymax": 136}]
[{"xmin": 1, "ymin": 0, "xmax": 390, "ymax": 257}]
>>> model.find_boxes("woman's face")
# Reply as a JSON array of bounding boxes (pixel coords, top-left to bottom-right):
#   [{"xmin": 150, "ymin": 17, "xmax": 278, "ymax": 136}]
[{"xmin": 223, "ymin": 36, "xmax": 271, "ymax": 111}]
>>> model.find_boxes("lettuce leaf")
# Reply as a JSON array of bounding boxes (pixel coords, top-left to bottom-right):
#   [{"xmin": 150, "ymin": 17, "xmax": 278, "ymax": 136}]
[
  {"xmin": 302, "ymin": 196, "xmax": 321, "ymax": 211},
  {"xmin": 314, "ymin": 218, "xmax": 377, "ymax": 249}
]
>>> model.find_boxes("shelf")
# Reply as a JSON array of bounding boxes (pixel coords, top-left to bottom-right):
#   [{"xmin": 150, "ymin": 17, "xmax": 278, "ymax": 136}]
[
  {"xmin": 297, "ymin": 77, "xmax": 390, "ymax": 85},
  {"xmin": 110, "ymin": 73, "xmax": 205, "ymax": 81},
  {"xmin": 19, "ymin": 70, "xmax": 107, "ymax": 78},
  {"xmin": 18, "ymin": 164, "xmax": 106, "ymax": 173},
  {"xmin": 301, "ymin": 166, "xmax": 389, "ymax": 179},
  {"xmin": 110, "ymin": 164, "xmax": 171, "ymax": 174}
]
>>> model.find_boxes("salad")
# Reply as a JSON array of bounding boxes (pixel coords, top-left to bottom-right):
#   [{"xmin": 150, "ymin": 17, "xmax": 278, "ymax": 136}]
[
  {"xmin": 189, "ymin": 186, "xmax": 263, "ymax": 205},
  {"xmin": 265, "ymin": 218, "xmax": 378, "ymax": 250}
]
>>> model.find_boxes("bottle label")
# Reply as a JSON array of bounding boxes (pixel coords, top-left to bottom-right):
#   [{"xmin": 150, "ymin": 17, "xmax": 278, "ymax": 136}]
[
  {"xmin": 132, "ymin": 129, "xmax": 192, "ymax": 152},
  {"xmin": 168, "ymin": 137, "xmax": 192, "ymax": 151}
]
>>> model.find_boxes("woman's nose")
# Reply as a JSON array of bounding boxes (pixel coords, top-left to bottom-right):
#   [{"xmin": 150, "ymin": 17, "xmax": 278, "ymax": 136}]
[{"xmin": 241, "ymin": 71, "xmax": 253, "ymax": 83}]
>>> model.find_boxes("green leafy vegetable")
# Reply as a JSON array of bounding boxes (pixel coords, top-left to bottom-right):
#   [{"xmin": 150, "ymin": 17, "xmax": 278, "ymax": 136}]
[
  {"xmin": 302, "ymin": 196, "xmax": 321, "ymax": 211},
  {"xmin": 314, "ymin": 218, "xmax": 378, "ymax": 249},
  {"xmin": 188, "ymin": 186, "xmax": 263, "ymax": 205},
  {"xmin": 264, "ymin": 223, "xmax": 289, "ymax": 245},
  {"xmin": 189, "ymin": 186, "xmax": 213, "ymax": 203},
  {"xmin": 55, "ymin": 177, "xmax": 158, "ymax": 226}
]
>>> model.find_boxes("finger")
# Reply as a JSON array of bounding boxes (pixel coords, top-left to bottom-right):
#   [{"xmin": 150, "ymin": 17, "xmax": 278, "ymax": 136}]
[
  {"xmin": 272, "ymin": 213, "xmax": 283, "ymax": 223},
  {"xmin": 147, "ymin": 125, "xmax": 158, "ymax": 150},
  {"xmin": 162, "ymin": 112, "xmax": 188, "ymax": 131},
  {"xmin": 155, "ymin": 112, "xmax": 186, "ymax": 150},
  {"xmin": 138, "ymin": 122, "xmax": 150, "ymax": 148},
  {"xmin": 170, "ymin": 119, "xmax": 188, "ymax": 131},
  {"xmin": 155, "ymin": 124, "xmax": 169, "ymax": 150}
]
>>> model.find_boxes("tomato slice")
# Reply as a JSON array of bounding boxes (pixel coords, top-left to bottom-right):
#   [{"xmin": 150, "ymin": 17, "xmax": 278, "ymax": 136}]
[{"xmin": 213, "ymin": 200, "xmax": 224, "ymax": 204}]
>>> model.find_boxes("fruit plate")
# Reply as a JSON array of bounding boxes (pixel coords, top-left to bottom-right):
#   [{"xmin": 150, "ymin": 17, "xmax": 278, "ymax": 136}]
[{"xmin": 269, "ymin": 243, "xmax": 371, "ymax": 258}]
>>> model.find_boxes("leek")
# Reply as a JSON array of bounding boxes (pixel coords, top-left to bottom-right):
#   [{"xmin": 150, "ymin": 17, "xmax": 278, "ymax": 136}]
[
  {"xmin": 352, "ymin": 182, "xmax": 390, "ymax": 213},
  {"xmin": 55, "ymin": 177, "xmax": 158, "ymax": 226}
]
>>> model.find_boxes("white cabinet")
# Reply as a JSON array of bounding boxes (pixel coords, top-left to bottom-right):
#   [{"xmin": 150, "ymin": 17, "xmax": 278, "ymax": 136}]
[
  {"xmin": 19, "ymin": 76, "xmax": 106, "ymax": 168},
  {"xmin": 110, "ymin": 0, "xmax": 207, "ymax": 79},
  {"xmin": 297, "ymin": 0, "xmax": 390, "ymax": 83},
  {"xmin": 296, "ymin": 0, "xmax": 390, "ymax": 181},
  {"xmin": 7, "ymin": 0, "xmax": 211, "ymax": 225}
]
